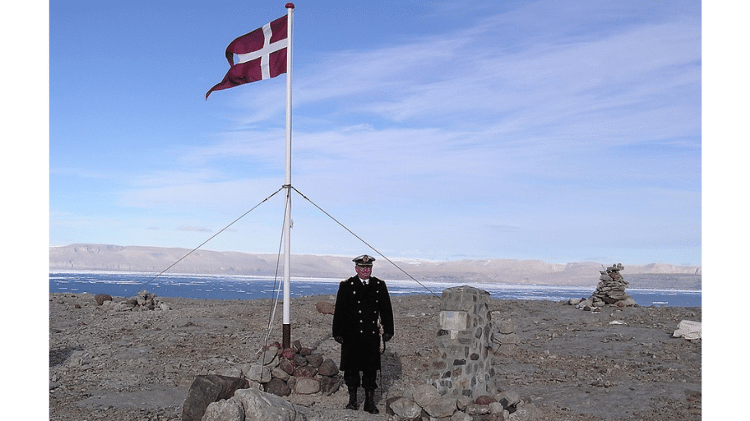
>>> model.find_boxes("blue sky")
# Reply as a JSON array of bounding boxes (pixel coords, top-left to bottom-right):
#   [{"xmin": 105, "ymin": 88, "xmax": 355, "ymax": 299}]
[{"xmin": 45, "ymin": 0, "xmax": 703, "ymax": 266}]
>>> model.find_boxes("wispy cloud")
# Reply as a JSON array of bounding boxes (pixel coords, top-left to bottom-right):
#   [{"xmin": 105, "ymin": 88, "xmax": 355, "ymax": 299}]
[
  {"xmin": 93, "ymin": 1, "xmax": 699, "ymax": 263},
  {"xmin": 176, "ymin": 226, "xmax": 213, "ymax": 233}
]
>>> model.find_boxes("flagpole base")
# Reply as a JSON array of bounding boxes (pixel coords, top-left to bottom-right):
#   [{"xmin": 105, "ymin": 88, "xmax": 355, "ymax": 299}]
[{"xmin": 282, "ymin": 324, "xmax": 291, "ymax": 349}]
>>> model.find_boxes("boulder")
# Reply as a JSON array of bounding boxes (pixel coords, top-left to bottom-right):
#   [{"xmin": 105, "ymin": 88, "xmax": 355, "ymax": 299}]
[
  {"xmin": 260, "ymin": 347, "xmax": 279, "ymax": 365},
  {"xmin": 389, "ymin": 397, "xmax": 422, "ymax": 421},
  {"xmin": 294, "ymin": 365, "xmax": 317, "ymax": 378},
  {"xmin": 465, "ymin": 403, "xmax": 491, "ymax": 415},
  {"xmin": 318, "ymin": 359, "xmax": 339, "ymax": 377},
  {"xmin": 496, "ymin": 318, "xmax": 515, "ymax": 334},
  {"xmin": 136, "ymin": 290, "xmax": 156, "ymax": 309},
  {"xmin": 271, "ymin": 366, "xmax": 291, "ymax": 382},
  {"xmin": 489, "ymin": 401, "xmax": 505, "ymax": 414},
  {"xmin": 201, "ymin": 399, "xmax": 245, "ymax": 421},
  {"xmin": 319, "ymin": 376, "xmax": 343, "ymax": 396},
  {"xmin": 247, "ymin": 365, "xmax": 272, "ymax": 383},
  {"xmin": 231, "ymin": 388, "xmax": 301, "ymax": 421},
  {"xmin": 264, "ymin": 377, "xmax": 291, "ymax": 397},
  {"xmin": 279, "ymin": 358, "xmax": 295, "ymax": 375},
  {"xmin": 475, "ymin": 395, "xmax": 495, "ymax": 405},
  {"xmin": 455, "ymin": 395, "xmax": 472, "ymax": 411},
  {"xmin": 180, "ymin": 375, "xmax": 249, "ymax": 421},
  {"xmin": 282, "ymin": 348, "xmax": 296, "ymax": 359},
  {"xmin": 412, "ymin": 384, "xmax": 441, "ymax": 408},
  {"xmin": 424, "ymin": 397, "xmax": 457, "ymax": 418},
  {"xmin": 316, "ymin": 301, "xmax": 335, "ymax": 314},
  {"xmin": 306, "ymin": 353, "xmax": 324, "ymax": 368},
  {"xmin": 450, "ymin": 412, "xmax": 473, "ymax": 421},
  {"xmin": 293, "ymin": 353, "xmax": 307, "ymax": 367},
  {"xmin": 294, "ymin": 378, "xmax": 320, "ymax": 395},
  {"xmin": 94, "ymin": 294, "xmax": 112, "ymax": 305},
  {"xmin": 496, "ymin": 389, "xmax": 521, "ymax": 409}
]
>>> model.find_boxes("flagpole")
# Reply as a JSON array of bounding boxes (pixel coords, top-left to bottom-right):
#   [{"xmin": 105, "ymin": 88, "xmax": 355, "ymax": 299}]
[{"xmin": 282, "ymin": 2, "xmax": 295, "ymax": 350}]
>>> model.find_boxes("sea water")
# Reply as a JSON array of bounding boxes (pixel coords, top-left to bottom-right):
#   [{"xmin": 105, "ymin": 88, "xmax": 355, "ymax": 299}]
[{"xmin": 49, "ymin": 271, "xmax": 701, "ymax": 307}]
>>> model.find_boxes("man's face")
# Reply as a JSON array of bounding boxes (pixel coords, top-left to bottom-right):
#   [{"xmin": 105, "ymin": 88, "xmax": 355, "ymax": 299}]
[{"xmin": 355, "ymin": 265, "xmax": 372, "ymax": 280}]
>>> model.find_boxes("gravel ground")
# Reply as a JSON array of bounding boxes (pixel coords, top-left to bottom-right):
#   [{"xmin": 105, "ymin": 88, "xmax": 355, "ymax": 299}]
[{"xmin": 49, "ymin": 292, "xmax": 701, "ymax": 420}]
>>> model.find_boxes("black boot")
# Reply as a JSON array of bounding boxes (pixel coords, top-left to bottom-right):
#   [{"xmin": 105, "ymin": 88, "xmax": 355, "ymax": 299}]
[
  {"xmin": 363, "ymin": 389, "xmax": 379, "ymax": 414},
  {"xmin": 345, "ymin": 387, "xmax": 358, "ymax": 410}
]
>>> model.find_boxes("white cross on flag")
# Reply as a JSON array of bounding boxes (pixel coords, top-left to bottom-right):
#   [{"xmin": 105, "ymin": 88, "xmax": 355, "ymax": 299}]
[{"xmin": 206, "ymin": 15, "xmax": 288, "ymax": 99}]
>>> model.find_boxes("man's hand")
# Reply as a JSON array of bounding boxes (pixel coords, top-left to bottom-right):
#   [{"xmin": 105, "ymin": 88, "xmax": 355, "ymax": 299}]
[
  {"xmin": 334, "ymin": 336, "xmax": 344, "ymax": 344},
  {"xmin": 382, "ymin": 333, "xmax": 393, "ymax": 342}
]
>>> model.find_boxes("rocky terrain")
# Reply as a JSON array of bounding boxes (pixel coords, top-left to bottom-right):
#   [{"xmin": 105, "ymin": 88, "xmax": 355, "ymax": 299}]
[{"xmin": 49, "ymin": 292, "xmax": 701, "ymax": 420}]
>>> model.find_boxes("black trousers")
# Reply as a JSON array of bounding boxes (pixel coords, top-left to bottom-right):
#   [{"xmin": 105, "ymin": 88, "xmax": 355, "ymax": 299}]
[{"xmin": 344, "ymin": 369, "xmax": 377, "ymax": 390}]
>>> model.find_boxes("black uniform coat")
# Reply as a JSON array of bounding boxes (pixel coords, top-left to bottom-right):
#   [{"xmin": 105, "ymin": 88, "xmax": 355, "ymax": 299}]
[{"xmin": 332, "ymin": 275, "xmax": 394, "ymax": 372}]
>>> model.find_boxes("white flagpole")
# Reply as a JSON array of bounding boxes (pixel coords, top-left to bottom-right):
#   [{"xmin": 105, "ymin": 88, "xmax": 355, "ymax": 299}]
[{"xmin": 282, "ymin": 3, "xmax": 294, "ymax": 350}]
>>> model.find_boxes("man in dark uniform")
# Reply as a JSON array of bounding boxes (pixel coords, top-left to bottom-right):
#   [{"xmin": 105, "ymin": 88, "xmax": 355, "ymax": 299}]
[{"xmin": 332, "ymin": 254, "xmax": 394, "ymax": 414}]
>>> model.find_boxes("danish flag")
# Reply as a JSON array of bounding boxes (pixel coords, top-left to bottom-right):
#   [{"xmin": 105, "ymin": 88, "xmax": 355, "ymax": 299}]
[{"xmin": 206, "ymin": 15, "xmax": 288, "ymax": 99}]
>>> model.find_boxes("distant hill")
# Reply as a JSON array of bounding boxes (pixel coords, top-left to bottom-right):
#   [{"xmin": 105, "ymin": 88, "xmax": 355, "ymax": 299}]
[{"xmin": 49, "ymin": 244, "xmax": 701, "ymax": 290}]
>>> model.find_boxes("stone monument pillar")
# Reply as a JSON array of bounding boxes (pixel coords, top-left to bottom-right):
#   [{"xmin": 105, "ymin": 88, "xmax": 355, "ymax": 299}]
[{"xmin": 428, "ymin": 286, "xmax": 494, "ymax": 399}]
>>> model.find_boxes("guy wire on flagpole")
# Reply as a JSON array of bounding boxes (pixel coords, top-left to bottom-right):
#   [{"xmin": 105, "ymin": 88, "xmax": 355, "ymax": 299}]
[
  {"xmin": 282, "ymin": 2, "xmax": 295, "ymax": 350},
  {"xmin": 291, "ymin": 186, "xmax": 440, "ymax": 298},
  {"xmin": 132, "ymin": 186, "xmax": 284, "ymax": 291}
]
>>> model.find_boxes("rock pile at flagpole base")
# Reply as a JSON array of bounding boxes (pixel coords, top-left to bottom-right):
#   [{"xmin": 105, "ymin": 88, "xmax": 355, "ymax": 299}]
[
  {"xmin": 569, "ymin": 263, "xmax": 638, "ymax": 310},
  {"xmin": 244, "ymin": 339, "xmax": 343, "ymax": 397}
]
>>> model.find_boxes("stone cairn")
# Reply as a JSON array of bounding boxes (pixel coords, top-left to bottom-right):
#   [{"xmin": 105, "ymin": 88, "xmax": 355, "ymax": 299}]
[
  {"xmin": 489, "ymin": 311, "xmax": 520, "ymax": 357},
  {"xmin": 383, "ymin": 286, "xmax": 525, "ymax": 421},
  {"xmin": 429, "ymin": 285, "xmax": 493, "ymax": 399},
  {"xmin": 93, "ymin": 290, "xmax": 171, "ymax": 311},
  {"xmin": 245, "ymin": 338, "xmax": 342, "ymax": 397},
  {"xmin": 570, "ymin": 263, "xmax": 637, "ymax": 310}
]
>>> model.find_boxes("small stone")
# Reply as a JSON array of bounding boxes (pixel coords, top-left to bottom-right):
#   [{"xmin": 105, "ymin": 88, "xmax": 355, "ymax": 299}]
[
  {"xmin": 279, "ymin": 358, "xmax": 295, "ymax": 375},
  {"xmin": 271, "ymin": 366, "xmax": 290, "ymax": 382},
  {"xmin": 293, "ymin": 354, "xmax": 307, "ymax": 367},
  {"xmin": 318, "ymin": 359, "xmax": 339, "ymax": 377},
  {"xmin": 465, "ymin": 403, "xmax": 491, "ymax": 415},
  {"xmin": 496, "ymin": 390, "xmax": 521, "ymax": 409},
  {"xmin": 260, "ymin": 347, "xmax": 278, "ymax": 365},
  {"xmin": 475, "ymin": 395, "xmax": 495, "ymax": 405},
  {"xmin": 306, "ymin": 353, "xmax": 323, "ymax": 368},
  {"xmin": 294, "ymin": 378, "xmax": 320, "ymax": 395},
  {"xmin": 489, "ymin": 401, "xmax": 505, "ymax": 414},
  {"xmin": 246, "ymin": 365, "xmax": 271, "ymax": 383},
  {"xmin": 293, "ymin": 365, "xmax": 317, "ymax": 378},
  {"xmin": 264, "ymin": 377, "xmax": 291, "ymax": 396},
  {"xmin": 282, "ymin": 348, "xmax": 295, "ymax": 360},
  {"xmin": 456, "ymin": 395, "xmax": 472, "ymax": 411},
  {"xmin": 319, "ymin": 376, "xmax": 342, "ymax": 396},
  {"xmin": 94, "ymin": 294, "xmax": 112, "ymax": 306}
]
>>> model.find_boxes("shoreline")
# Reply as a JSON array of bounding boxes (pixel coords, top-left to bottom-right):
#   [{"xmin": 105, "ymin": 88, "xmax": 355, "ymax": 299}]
[{"xmin": 48, "ymin": 269, "xmax": 702, "ymax": 292}]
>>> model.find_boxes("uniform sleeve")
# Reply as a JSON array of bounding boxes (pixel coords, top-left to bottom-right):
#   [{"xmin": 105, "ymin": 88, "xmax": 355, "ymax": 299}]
[
  {"xmin": 379, "ymin": 282, "xmax": 395, "ymax": 337},
  {"xmin": 332, "ymin": 281, "xmax": 348, "ymax": 338}
]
